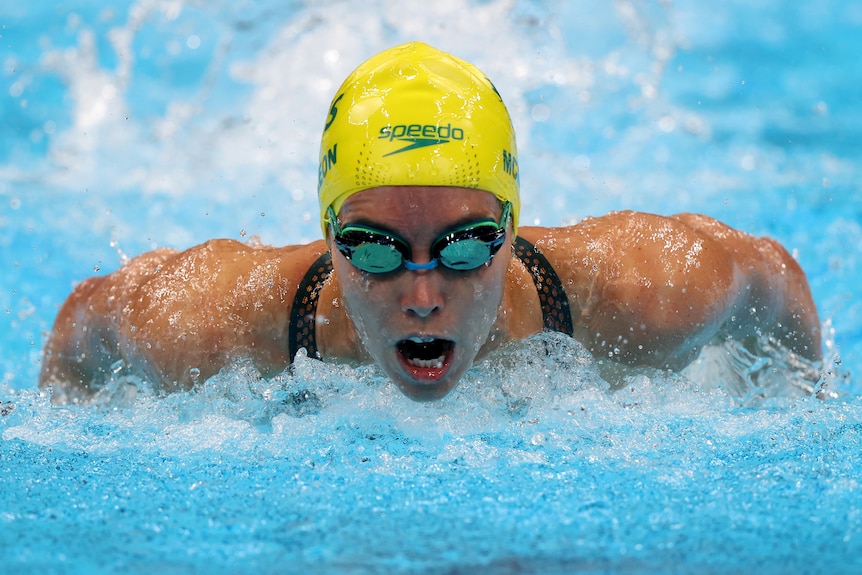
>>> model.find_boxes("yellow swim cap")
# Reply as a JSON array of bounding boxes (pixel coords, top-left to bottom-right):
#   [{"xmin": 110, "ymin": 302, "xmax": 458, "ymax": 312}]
[{"xmin": 318, "ymin": 42, "xmax": 520, "ymax": 235}]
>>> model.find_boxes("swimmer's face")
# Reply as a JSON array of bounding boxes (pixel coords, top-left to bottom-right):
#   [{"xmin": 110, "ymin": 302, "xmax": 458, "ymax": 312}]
[{"xmin": 329, "ymin": 186, "xmax": 512, "ymax": 401}]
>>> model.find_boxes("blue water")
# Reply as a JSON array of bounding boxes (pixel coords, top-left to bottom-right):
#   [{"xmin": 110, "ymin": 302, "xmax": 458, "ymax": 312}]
[{"xmin": 2, "ymin": 1, "xmax": 861, "ymax": 573}]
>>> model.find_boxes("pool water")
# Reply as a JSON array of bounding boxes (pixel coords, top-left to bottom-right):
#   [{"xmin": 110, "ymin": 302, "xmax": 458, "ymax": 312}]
[{"xmin": 2, "ymin": 1, "xmax": 861, "ymax": 573}]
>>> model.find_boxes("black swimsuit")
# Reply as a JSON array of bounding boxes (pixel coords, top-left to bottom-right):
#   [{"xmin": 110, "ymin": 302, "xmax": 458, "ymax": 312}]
[
  {"xmin": 287, "ymin": 237, "xmax": 573, "ymax": 360},
  {"xmin": 288, "ymin": 251, "xmax": 334, "ymax": 361},
  {"xmin": 511, "ymin": 236, "xmax": 573, "ymax": 336}
]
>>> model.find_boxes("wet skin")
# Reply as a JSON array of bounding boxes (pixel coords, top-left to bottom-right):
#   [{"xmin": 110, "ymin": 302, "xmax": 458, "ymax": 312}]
[{"xmin": 329, "ymin": 187, "xmax": 513, "ymax": 401}]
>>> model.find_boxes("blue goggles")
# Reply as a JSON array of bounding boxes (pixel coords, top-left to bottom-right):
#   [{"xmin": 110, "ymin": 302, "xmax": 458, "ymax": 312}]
[{"xmin": 329, "ymin": 202, "xmax": 511, "ymax": 274}]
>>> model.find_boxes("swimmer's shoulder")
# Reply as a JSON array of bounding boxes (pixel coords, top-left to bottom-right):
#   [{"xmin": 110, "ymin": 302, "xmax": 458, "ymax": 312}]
[
  {"xmin": 85, "ymin": 238, "xmax": 330, "ymax": 311},
  {"xmin": 120, "ymin": 238, "xmax": 327, "ymax": 278},
  {"xmin": 517, "ymin": 210, "xmax": 731, "ymax": 251},
  {"xmin": 176, "ymin": 237, "xmax": 324, "ymax": 260}
]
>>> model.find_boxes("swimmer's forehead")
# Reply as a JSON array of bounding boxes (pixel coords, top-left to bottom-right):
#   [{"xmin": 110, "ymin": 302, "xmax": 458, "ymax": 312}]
[{"xmin": 337, "ymin": 186, "xmax": 503, "ymax": 232}]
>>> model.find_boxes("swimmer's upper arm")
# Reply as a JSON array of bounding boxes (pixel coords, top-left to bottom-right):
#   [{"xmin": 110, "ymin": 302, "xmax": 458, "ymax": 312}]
[
  {"xmin": 529, "ymin": 211, "xmax": 821, "ymax": 368},
  {"xmin": 39, "ymin": 248, "xmax": 179, "ymax": 401},
  {"xmin": 111, "ymin": 239, "xmax": 326, "ymax": 391},
  {"xmin": 672, "ymin": 213, "xmax": 821, "ymax": 361},
  {"xmin": 40, "ymin": 239, "xmax": 328, "ymax": 402},
  {"xmin": 576, "ymin": 211, "xmax": 741, "ymax": 367}
]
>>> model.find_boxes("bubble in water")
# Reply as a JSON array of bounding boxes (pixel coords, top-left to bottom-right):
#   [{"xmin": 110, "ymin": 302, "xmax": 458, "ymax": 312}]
[
  {"xmin": 8, "ymin": 81, "xmax": 24, "ymax": 98},
  {"xmin": 111, "ymin": 359, "xmax": 125, "ymax": 374}
]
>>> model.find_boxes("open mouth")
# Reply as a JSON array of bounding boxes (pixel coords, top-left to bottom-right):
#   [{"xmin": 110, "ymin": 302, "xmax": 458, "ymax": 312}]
[{"xmin": 396, "ymin": 336, "xmax": 455, "ymax": 380}]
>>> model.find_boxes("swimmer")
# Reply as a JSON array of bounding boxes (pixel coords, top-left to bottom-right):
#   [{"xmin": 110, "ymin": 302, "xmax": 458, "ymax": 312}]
[{"xmin": 39, "ymin": 42, "xmax": 822, "ymax": 404}]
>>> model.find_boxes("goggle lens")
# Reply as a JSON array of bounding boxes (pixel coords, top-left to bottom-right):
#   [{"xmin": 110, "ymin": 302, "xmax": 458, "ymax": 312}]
[
  {"xmin": 437, "ymin": 227, "xmax": 504, "ymax": 270},
  {"xmin": 349, "ymin": 242, "xmax": 405, "ymax": 274}
]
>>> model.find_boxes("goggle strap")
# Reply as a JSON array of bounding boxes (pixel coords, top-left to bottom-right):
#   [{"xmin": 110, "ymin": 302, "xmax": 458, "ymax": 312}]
[
  {"xmin": 327, "ymin": 205, "xmax": 341, "ymax": 236},
  {"xmin": 500, "ymin": 201, "xmax": 512, "ymax": 228}
]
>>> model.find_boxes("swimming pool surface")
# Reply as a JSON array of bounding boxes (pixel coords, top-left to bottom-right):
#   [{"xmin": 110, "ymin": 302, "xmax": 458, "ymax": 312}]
[{"xmin": 2, "ymin": 1, "xmax": 861, "ymax": 573}]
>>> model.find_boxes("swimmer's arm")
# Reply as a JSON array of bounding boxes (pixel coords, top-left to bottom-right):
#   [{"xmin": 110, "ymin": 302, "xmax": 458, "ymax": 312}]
[
  {"xmin": 671, "ymin": 213, "xmax": 821, "ymax": 362},
  {"xmin": 528, "ymin": 211, "xmax": 821, "ymax": 369},
  {"xmin": 40, "ymin": 240, "xmax": 333, "ymax": 403},
  {"xmin": 39, "ymin": 276, "xmax": 111, "ymax": 402},
  {"xmin": 39, "ymin": 249, "xmax": 178, "ymax": 403}
]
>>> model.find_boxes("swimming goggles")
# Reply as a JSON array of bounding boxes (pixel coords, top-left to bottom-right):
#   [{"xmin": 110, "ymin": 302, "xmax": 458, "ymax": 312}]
[{"xmin": 329, "ymin": 202, "xmax": 511, "ymax": 274}]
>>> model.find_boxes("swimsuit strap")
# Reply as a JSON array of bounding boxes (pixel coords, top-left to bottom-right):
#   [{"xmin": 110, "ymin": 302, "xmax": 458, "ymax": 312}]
[
  {"xmin": 513, "ymin": 236, "xmax": 574, "ymax": 335},
  {"xmin": 288, "ymin": 251, "xmax": 333, "ymax": 360}
]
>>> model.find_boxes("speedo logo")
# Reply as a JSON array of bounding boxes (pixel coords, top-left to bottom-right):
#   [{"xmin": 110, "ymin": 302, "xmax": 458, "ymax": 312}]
[{"xmin": 379, "ymin": 123, "xmax": 465, "ymax": 156}]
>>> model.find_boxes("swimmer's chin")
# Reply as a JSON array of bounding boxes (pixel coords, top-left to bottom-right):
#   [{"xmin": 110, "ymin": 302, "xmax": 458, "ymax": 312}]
[{"xmin": 392, "ymin": 377, "xmax": 459, "ymax": 402}]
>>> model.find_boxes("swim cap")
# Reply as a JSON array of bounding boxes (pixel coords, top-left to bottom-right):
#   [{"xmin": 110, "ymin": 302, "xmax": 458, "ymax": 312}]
[{"xmin": 318, "ymin": 42, "xmax": 520, "ymax": 235}]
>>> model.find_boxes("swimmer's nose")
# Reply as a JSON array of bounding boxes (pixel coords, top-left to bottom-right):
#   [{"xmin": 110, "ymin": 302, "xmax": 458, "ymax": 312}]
[{"xmin": 401, "ymin": 272, "xmax": 444, "ymax": 318}]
